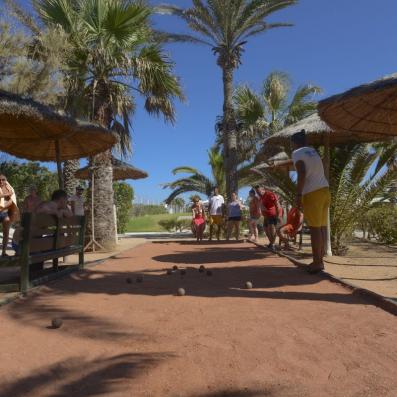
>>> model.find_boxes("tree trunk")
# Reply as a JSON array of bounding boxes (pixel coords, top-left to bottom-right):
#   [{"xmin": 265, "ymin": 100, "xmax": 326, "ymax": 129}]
[
  {"xmin": 88, "ymin": 79, "xmax": 117, "ymax": 250},
  {"xmin": 222, "ymin": 66, "xmax": 238, "ymax": 201},
  {"xmin": 90, "ymin": 150, "xmax": 116, "ymax": 249},
  {"xmin": 63, "ymin": 159, "xmax": 80, "ymax": 196}
]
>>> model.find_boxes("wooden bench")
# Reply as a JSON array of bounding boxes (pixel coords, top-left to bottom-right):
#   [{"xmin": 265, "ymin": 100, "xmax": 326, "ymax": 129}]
[{"xmin": 0, "ymin": 213, "xmax": 85, "ymax": 293}]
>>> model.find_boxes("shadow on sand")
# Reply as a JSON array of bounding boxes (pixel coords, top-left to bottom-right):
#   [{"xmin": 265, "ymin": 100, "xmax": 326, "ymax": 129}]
[{"xmin": 0, "ymin": 353, "xmax": 169, "ymax": 397}]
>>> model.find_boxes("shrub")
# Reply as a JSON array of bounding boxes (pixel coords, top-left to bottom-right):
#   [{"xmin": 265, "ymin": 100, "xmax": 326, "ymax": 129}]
[
  {"xmin": 158, "ymin": 218, "xmax": 192, "ymax": 232},
  {"xmin": 114, "ymin": 182, "xmax": 134, "ymax": 234},
  {"xmin": 360, "ymin": 205, "xmax": 397, "ymax": 245}
]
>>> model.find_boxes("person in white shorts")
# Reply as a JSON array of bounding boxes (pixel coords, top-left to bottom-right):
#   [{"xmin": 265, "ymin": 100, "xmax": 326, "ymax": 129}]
[{"xmin": 208, "ymin": 186, "xmax": 224, "ymax": 241}]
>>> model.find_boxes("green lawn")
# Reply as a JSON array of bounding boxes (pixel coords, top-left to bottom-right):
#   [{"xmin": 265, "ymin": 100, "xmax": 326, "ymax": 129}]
[{"xmin": 126, "ymin": 213, "xmax": 190, "ymax": 233}]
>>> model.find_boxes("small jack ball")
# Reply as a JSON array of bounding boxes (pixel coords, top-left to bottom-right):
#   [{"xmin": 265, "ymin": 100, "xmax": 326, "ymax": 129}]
[
  {"xmin": 199, "ymin": 265, "xmax": 205, "ymax": 273},
  {"xmin": 136, "ymin": 276, "xmax": 143, "ymax": 283},
  {"xmin": 51, "ymin": 318, "xmax": 63, "ymax": 329},
  {"xmin": 206, "ymin": 270, "xmax": 213, "ymax": 276},
  {"xmin": 126, "ymin": 278, "xmax": 133, "ymax": 284},
  {"xmin": 245, "ymin": 281, "xmax": 253, "ymax": 289},
  {"xmin": 173, "ymin": 265, "xmax": 178, "ymax": 270},
  {"xmin": 177, "ymin": 288, "xmax": 186, "ymax": 296},
  {"xmin": 180, "ymin": 269, "xmax": 186, "ymax": 276}
]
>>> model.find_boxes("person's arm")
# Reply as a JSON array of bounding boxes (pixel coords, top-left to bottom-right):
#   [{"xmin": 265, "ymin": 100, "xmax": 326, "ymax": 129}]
[
  {"xmin": 275, "ymin": 200, "xmax": 280, "ymax": 221},
  {"xmin": 268, "ymin": 159, "xmax": 293, "ymax": 168},
  {"xmin": 208, "ymin": 198, "xmax": 212, "ymax": 214},
  {"xmin": 70, "ymin": 199, "xmax": 76, "ymax": 215},
  {"xmin": 59, "ymin": 207, "xmax": 73, "ymax": 218},
  {"xmin": 295, "ymin": 160, "xmax": 306, "ymax": 209}
]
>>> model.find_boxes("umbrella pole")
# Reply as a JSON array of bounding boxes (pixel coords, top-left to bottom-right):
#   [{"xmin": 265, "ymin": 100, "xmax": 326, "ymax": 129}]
[
  {"xmin": 84, "ymin": 171, "xmax": 105, "ymax": 252},
  {"xmin": 55, "ymin": 140, "xmax": 64, "ymax": 189},
  {"xmin": 323, "ymin": 132, "xmax": 333, "ymax": 257}
]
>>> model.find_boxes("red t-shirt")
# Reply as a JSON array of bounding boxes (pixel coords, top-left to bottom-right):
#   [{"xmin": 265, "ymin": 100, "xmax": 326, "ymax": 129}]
[
  {"xmin": 261, "ymin": 191, "xmax": 278, "ymax": 217},
  {"xmin": 287, "ymin": 207, "xmax": 302, "ymax": 231}
]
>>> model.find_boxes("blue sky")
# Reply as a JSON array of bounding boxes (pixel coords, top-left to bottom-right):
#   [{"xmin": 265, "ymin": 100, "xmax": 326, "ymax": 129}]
[{"xmin": 15, "ymin": 0, "xmax": 397, "ymax": 202}]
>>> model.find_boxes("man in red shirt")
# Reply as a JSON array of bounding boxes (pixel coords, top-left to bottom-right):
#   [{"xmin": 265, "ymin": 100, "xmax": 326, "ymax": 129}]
[
  {"xmin": 255, "ymin": 185, "xmax": 281, "ymax": 250},
  {"xmin": 277, "ymin": 207, "xmax": 304, "ymax": 250}
]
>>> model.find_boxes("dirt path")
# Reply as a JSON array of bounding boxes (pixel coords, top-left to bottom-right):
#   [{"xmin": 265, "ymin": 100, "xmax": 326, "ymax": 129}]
[{"xmin": 0, "ymin": 241, "xmax": 396, "ymax": 397}]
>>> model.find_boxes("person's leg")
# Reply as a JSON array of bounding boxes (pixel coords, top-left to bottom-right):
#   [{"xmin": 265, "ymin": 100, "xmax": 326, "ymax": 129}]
[
  {"xmin": 235, "ymin": 221, "xmax": 240, "ymax": 240},
  {"xmin": 199, "ymin": 223, "xmax": 205, "ymax": 241},
  {"xmin": 216, "ymin": 220, "xmax": 222, "ymax": 240},
  {"xmin": 321, "ymin": 226, "xmax": 328, "ymax": 262},
  {"xmin": 310, "ymin": 227, "xmax": 324, "ymax": 268},
  {"xmin": 2, "ymin": 217, "xmax": 10, "ymax": 256},
  {"xmin": 226, "ymin": 221, "xmax": 232, "ymax": 240},
  {"xmin": 253, "ymin": 221, "xmax": 258, "ymax": 240},
  {"xmin": 278, "ymin": 226, "xmax": 289, "ymax": 249},
  {"xmin": 268, "ymin": 221, "xmax": 277, "ymax": 246},
  {"xmin": 209, "ymin": 218, "xmax": 214, "ymax": 241},
  {"xmin": 248, "ymin": 220, "xmax": 254, "ymax": 240}
]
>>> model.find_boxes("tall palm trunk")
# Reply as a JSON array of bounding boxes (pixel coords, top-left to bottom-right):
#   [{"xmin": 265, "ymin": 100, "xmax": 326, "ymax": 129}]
[
  {"xmin": 63, "ymin": 159, "xmax": 80, "ymax": 195},
  {"xmin": 89, "ymin": 80, "xmax": 117, "ymax": 250},
  {"xmin": 222, "ymin": 66, "xmax": 238, "ymax": 200}
]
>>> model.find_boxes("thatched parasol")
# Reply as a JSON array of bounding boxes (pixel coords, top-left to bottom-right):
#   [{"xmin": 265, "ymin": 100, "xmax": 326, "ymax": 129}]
[
  {"xmin": 0, "ymin": 90, "xmax": 117, "ymax": 186},
  {"xmin": 75, "ymin": 157, "xmax": 148, "ymax": 181},
  {"xmin": 318, "ymin": 73, "xmax": 397, "ymax": 140}
]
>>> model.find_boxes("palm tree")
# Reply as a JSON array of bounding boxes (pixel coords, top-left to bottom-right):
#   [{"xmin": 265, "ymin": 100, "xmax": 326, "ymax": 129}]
[
  {"xmin": 163, "ymin": 148, "xmax": 225, "ymax": 203},
  {"xmin": 157, "ymin": 0, "xmax": 297, "ymax": 199},
  {"xmin": 35, "ymin": 0, "xmax": 184, "ymax": 248},
  {"xmin": 163, "ymin": 147, "xmax": 258, "ymax": 202},
  {"xmin": 329, "ymin": 142, "xmax": 397, "ymax": 253},
  {"xmin": 232, "ymin": 71, "xmax": 321, "ymax": 162}
]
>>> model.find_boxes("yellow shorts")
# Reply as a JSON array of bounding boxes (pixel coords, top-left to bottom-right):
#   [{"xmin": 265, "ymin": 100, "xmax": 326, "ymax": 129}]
[
  {"xmin": 302, "ymin": 187, "xmax": 330, "ymax": 228},
  {"xmin": 210, "ymin": 215, "xmax": 223, "ymax": 226}
]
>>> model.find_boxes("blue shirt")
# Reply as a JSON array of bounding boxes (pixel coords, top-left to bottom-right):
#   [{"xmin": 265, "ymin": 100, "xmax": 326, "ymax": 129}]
[{"xmin": 228, "ymin": 200, "xmax": 242, "ymax": 218}]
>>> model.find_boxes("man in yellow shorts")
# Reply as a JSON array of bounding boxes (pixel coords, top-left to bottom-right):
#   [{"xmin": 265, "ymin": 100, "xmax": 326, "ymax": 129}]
[
  {"xmin": 208, "ymin": 186, "xmax": 225, "ymax": 241},
  {"xmin": 291, "ymin": 129, "xmax": 330, "ymax": 273}
]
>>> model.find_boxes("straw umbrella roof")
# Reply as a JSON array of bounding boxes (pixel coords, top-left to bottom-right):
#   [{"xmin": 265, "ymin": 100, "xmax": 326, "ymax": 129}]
[
  {"xmin": 0, "ymin": 90, "xmax": 117, "ymax": 161},
  {"xmin": 262, "ymin": 113, "xmax": 331, "ymax": 147},
  {"xmin": 75, "ymin": 157, "xmax": 148, "ymax": 181},
  {"xmin": 318, "ymin": 73, "xmax": 397, "ymax": 141}
]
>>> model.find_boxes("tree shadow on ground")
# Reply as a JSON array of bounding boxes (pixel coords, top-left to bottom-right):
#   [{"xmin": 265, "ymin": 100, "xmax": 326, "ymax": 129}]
[
  {"xmin": 152, "ymin": 245, "xmax": 276, "ymax": 264},
  {"xmin": 0, "ymin": 352, "xmax": 169, "ymax": 397},
  {"xmin": 6, "ymin": 291, "xmax": 150, "ymax": 342},
  {"xmin": 190, "ymin": 389, "xmax": 271, "ymax": 397}
]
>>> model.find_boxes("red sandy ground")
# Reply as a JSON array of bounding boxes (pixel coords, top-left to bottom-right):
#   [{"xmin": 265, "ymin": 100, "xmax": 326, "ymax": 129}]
[{"xmin": 0, "ymin": 241, "xmax": 396, "ymax": 397}]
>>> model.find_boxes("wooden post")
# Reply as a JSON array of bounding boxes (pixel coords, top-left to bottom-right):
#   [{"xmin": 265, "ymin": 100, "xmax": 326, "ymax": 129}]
[
  {"xmin": 323, "ymin": 132, "xmax": 332, "ymax": 257},
  {"xmin": 78, "ymin": 216, "xmax": 86, "ymax": 269},
  {"xmin": 55, "ymin": 140, "xmax": 64, "ymax": 189},
  {"xmin": 19, "ymin": 213, "xmax": 33, "ymax": 293},
  {"xmin": 52, "ymin": 216, "xmax": 60, "ymax": 271}
]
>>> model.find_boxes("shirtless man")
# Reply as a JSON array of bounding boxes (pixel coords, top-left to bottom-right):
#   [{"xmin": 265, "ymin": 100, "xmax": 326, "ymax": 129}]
[
  {"xmin": 0, "ymin": 175, "xmax": 18, "ymax": 256},
  {"xmin": 36, "ymin": 189, "xmax": 73, "ymax": 218}
]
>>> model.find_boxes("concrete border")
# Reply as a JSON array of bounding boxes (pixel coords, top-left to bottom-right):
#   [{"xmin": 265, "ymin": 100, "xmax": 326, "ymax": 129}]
[{"xmin": 249, "ymin": 240, "xmax": 397, "ymax": 316}]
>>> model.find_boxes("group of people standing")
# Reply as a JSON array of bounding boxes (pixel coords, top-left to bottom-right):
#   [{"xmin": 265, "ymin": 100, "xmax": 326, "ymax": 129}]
[
  {"xmin": 191, "ymin": 185, "xmax": 301, "ymax": 247},
  {"xmin": 190, "ymin": 129, "xmax": 330, "ymax": 274},
  {"xmin": 0, "ymin": 178, "xmax": 86, "ymax": 256}
]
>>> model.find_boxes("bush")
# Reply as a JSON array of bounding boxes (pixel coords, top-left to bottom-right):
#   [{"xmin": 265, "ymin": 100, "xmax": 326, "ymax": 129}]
[
  {"xmin": 359, "ymin": 204, "xmax": 397, "ymax": 244},
  {"xmin": 114, "ymin": 182, "xmax": 134, "ymax": 234},
  {"xmin": 158, "ymin": 218, "xmax": 192, "ymax": 232}
]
